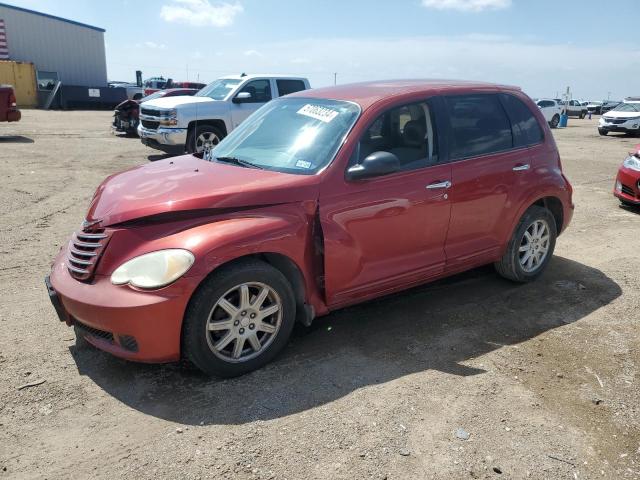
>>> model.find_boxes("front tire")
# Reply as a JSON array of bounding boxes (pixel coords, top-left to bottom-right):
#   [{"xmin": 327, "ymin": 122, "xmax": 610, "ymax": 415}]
[
  {"xmin": 598, "ymin": 128, "xmax": 608, "ymax": 136},
  {"xmin": 186, "ymin": 125, "xmax": 224, "ymax": 154},
  {"xmin": 550, "ymin": 114, "xmax": 560, "ymax": 129},
  {"xmin": 495, "ymin": 206, "xmax": 557, "ymax": 283},
  {"xmin": 182, "ymin": 259, "xmax": 296, "ymax": 377}
]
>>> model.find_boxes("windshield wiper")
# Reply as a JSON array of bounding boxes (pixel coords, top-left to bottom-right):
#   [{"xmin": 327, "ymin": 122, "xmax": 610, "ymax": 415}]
[{"xmin": 215, "ymin": 156, "xmax": 264, "ymax": 170}]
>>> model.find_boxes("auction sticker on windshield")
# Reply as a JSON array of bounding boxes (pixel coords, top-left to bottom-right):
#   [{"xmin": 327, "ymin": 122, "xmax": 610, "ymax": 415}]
[{"xmin": 297, "ymin": 104, "xmax": 339, "ymax": 123}]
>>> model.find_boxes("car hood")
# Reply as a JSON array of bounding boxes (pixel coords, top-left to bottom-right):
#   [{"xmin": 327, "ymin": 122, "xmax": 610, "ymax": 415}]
[
  {"xmin": 603, "ymin": 110, "xmax": 640, "ymax": 119},
  {"xmin": 141, "ymin": 95, "xmax": 215, "ymax": 109},
  {"xmin": 86, "ymin": 155, "xmax": 320, "ymax": 226}
]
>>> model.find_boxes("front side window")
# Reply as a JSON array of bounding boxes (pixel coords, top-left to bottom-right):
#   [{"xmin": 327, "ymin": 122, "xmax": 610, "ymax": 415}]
[
  {"xmin": 444, "ymin": 94, "xmax": 512, "ymax": 160},
  {"xmin": 237, "ymin": 80, "xmax": 272, "ymax": 103},
  {"xmin": 208, "ymin": 98, "xmax": 360, "ymax": 175},
  {"xmin": 500, "ymin": 94, "xmax": 544, "ymax": 147},
  {"xmin": 350, "ymin": 100, "xmax": 439, "ymax": 172},
  {"xmin": 537, "ymin": 100, "xmax": 554, "ymax": 108},
  {"xmin": 196, "ymin": 79, "xmax": 242, "ymax": 100}
]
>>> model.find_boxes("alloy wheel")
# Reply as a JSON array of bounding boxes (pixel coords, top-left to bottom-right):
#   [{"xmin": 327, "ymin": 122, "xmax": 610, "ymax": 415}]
[
  {"xmin": 518, "ymin": 219, "xmax": 551, "ymax": 273},
  {"xmin": 195, "ymin": 131, "xmax": 220, "ymax": 154},
  {"xmin": 206, "ymin": 282, "xmax": 282, "ymax": 363}
]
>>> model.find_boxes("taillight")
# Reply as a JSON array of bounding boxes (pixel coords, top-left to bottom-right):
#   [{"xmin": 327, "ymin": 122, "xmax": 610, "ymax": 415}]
[{"xmin": 8, "ymin": 91, "xmax": 16, "ymax": 108}]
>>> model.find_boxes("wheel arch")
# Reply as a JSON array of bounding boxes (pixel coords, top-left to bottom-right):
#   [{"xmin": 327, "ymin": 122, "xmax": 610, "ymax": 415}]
[
  {"xmin": 532, "ymin": 196, "xmax": 564, "ymax": 234},
  {"xmin": 187, "ymin": 119, "xmax": 228, "ymax": 137}
]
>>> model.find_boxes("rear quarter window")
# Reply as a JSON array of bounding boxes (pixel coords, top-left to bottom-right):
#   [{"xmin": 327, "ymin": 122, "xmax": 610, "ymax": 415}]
[
  {"xmin": 500, "ymin": 94, "xmax": 544, "ymax": 147},
  {"xmin": 277, "ymin": 79, "xmax": 307, "ymax": 96}
]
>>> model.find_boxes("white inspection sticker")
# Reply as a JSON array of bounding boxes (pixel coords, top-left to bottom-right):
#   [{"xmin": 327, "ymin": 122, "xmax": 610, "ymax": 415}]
[
  {"xmin": 297, "ymin": 104, "xmax": 339, "ymax": 123},
  {"xmin": 295, "ymin": 159, "xmax": 312, "ymax": 169}
]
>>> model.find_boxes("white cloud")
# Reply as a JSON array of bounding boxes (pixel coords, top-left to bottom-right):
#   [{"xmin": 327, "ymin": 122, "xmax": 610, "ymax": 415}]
[
  {"xmin": 160, "ymin": 0, "xmax": 243, "ymax": 27},
  {"xmin": 421, "ymin": 0, "xmax": 511, "ymax": 12},
  {"xmin": 243, "ymin": 49, "xmax": 263, "ymax": 57},
  {"xmin": 142, "ymin": 41, "xmax": 167, "ymax": 49},
  {"xmin": 290, "ymin": 57, "xmax": 311, "ymax": 64}
]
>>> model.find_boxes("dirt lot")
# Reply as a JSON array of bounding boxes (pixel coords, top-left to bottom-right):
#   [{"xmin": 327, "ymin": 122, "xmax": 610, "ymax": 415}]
[{"xmin": 0, "ymin": 110, "xmax": 638, "ymax": 479}]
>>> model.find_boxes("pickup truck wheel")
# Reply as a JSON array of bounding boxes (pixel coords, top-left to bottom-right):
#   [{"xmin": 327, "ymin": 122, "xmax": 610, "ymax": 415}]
[
  {"xmin": 494, "ymin": 206, "xmax": 557, "ymax": 283},
  {"xmin": 182, "ymin": 259, "xmax": 296, "ymax": 377},
  {"xmin": 550, "ymin": 114, "xmax": 560, "ymax": 129},
  {"xmin": 186, "ymin": 125, "xmax": 224, "ymax": 154},
  {"xmin": 598, "ymin": 129, "xmax": 608, "ymax": 136},
  {"xmin": 579, "ymin": 111, "xmax": 586, "ymax": 119}
]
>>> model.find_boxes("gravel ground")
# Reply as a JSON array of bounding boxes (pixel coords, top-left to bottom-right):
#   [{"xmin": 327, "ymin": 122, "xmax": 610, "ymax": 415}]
[{"xmin": 0, "ymin": 110, "xmax": 638, "ymax": 479}]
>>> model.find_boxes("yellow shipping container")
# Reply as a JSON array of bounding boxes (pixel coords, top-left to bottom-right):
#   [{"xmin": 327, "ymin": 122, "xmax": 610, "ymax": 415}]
[{"xmin": 0, "ymin": 60, "xmax": 37, "ymax": 107}]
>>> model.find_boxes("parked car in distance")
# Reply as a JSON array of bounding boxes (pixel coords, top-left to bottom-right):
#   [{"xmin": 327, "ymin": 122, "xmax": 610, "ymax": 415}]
[
  {"xmin": 563, "ymin": 99, "xmax": 588, "ymax": 119},
  {"xmin": 46, "ymin": 79, "xmax": 574, "ymax": 377},
  {"xmin": 587, "ymin": 101, "xmax": 603, "ymax": 114},
  {"xmin": 598, "ymin": 100, "xmax": 640, "ymax": 136},
  {"xmin": 601, "ymin": 101, "xmax": 620, "ymax": 114},
  {"xmin": 614, "ymin": 144, "xmax": 640, "ymax": 206},
  {"xmin": 108, "ymin": 81, "xmax": 145, "ymax": 101},
  {"xmin": 138, "ymin": 74, "xmax": 311, "ymax": 154},
  {"xmin": 143, "ymin": 78, "xmax": 206, "ymax": 96},
  {"xmin": 112, "ymin": 88, "xmax": 200, "ymax": 136},
  {"xmin": 536, "ymin": 98, "xmax": 562, "ymax": 128},
  {"xmin": 0, "ymin": 85, "xmax": 20, "ymax": 122}
]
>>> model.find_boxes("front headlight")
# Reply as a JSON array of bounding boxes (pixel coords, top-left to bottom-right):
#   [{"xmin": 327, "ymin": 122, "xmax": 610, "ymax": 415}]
[
  {"xmin": 111, "ymin": 249, "xmax": 194, "ymax": 289},
  {"xmin": 623, "ymin": 155, "xmax": 640, "ymax": 172},
  {"xmin": 159, "ymin": 109, "xmax": 178, "ymax": 126}
]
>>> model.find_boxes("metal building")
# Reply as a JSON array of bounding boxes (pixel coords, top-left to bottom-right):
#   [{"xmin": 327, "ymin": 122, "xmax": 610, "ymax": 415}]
[{"xmin": 0, "ymin": 2, "xmax": 107, "ymax": 89}]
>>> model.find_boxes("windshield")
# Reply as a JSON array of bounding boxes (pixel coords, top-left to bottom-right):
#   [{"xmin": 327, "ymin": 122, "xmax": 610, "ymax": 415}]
[
  {"xmin": 207, "ymin": 98, "xmax": 361, "ymax": 175},
  {"xmin": 612, "ymin": 102, "xmax": 640, "ymax": 113},
  {"xmin": 195, "ymin": 79, "xmax": 242, "ymax": 100},
  {"xmin": 141, "ymin": 91, "xmax": 167, "ymax": 102}
]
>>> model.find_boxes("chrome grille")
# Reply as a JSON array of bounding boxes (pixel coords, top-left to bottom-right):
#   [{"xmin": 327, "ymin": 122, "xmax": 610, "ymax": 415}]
[{"xmin": 66, "ymin": 229, "xmax": 111, "ymax": 281}]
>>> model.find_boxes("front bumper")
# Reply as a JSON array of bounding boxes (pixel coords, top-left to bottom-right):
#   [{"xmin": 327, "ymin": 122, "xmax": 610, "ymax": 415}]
[
  {"xmin": 614, "ymin": 166, "xmax": 640, "ymax": 204},
  {"xmin": 138, "ymin": 124, "xmax": 187, "ymax": 153},
  {"xmin": 46, "ymin": 250, "xmax": 198, "ymax": 363},
  {"xmin": 599, "ymin": 119, "xmax": 640, "ymax": 133}
]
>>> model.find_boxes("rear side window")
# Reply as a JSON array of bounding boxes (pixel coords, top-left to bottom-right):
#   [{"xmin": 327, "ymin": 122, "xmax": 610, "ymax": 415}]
[
  {"xmin": 537, "ymin": 100, "xmax": 555, "ymax": 108},
  {"xmin": 276, "ymin": 79, "xmax": 307, "ymax": 96},
  {"xmin": 500, "ymin": 94, "xmax": 544, "ymax": 147},
  {"xmin": 444, "ymin": 94, "xmax": 512, "ymax": 160}
]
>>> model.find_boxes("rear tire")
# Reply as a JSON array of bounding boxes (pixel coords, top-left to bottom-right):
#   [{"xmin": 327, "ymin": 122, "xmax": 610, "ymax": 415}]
[
  {"xmin": 182, "ymin": 259, "xmax": 296, "ymax": 377},
  {"xmin": 186, "ymin": 125, "xmax": 224, "ymax": 154},
  {"xmin": 550, "ymin": 114, "xmax": 560, "ymax": 129},
  {"xmin": 495, "ymin": 206, "xmax": 557, "ymax": 283},
  {"xmin": 598, "ymin": 128, "xmax": 608, "ymax": 136},
  {"xmin": 579, "ymin": 111, "xmax": 586, "ymax": 119}
]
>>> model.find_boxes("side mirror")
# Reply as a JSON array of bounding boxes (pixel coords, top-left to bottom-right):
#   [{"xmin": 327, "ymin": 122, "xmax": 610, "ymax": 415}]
[
  {"xmin": 346, "ymin": 151, "xmax": 400, "ymax": 181},
  {"xmin": 233, "ymin": 91, "xmax": 252, "ymax": 103}
]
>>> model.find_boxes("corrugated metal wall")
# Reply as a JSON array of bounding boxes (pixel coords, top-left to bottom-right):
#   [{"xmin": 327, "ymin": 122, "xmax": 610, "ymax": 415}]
[
  {"xmin": 0, "ymin": 60, "xmax": 37, "ymax": 106},
  {"xmin": 0, "ymin": 5, "xmax": 107, "ymax": 87}
]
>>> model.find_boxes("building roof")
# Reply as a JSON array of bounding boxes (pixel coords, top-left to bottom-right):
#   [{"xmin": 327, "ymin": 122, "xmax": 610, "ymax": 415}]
[
  {"xmin": 0, "ymin": 2, "xmax": 105, "ymax": 32},
  {"xmin": 291, "ymin": 79, "xmax": 521, "ymax": 110}
]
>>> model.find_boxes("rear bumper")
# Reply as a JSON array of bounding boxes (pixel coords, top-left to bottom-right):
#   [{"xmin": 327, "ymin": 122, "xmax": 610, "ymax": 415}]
[
  {"xmin": 46, "ymin": 251, "xmax": 198, "ymax": 363},
  {"xmin": 6, "ymin": 109, "xmax": 20, "ymax": 122},
  {"xmin": 614, "ymin": 167, "xmax": 640, "ymax": 204}
]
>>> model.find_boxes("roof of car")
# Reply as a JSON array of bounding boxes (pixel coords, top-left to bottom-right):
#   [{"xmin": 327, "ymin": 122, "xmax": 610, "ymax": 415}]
[
  {"xmin": 220, "ymin": 74, "xmax": 307, "ymax": 81},
  {"xmin": 289, "ymin": 79, "xmax": 521, "ymax": 110}
]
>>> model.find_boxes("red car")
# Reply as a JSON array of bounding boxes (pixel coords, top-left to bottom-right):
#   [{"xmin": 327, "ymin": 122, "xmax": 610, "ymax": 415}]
[
  {"xmin": 46, "ymin": 80, "xmax": 574, "ymax": 377},
  {"xmin": 614, "ymin": 144, "xmax": 640, "ymax": 206},
  {"xmin": 0, "ymin": 85, "xmax": 20, "ymax": 122}
]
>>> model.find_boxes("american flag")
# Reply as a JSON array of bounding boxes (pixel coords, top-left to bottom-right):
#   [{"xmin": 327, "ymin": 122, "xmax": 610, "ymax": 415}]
[{"xmin": 0, "ymin": 19, "xmax": 8, "ymax": 60}]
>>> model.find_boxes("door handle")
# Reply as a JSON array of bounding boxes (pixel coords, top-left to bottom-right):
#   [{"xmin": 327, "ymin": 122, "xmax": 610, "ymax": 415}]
[
  {"xmin": 513, "ymin": 164, "xmax": 530, "ymax": 171},
  {"xmin": 426, "ymin": 180, "xmax": 452, "ymax": 190}
]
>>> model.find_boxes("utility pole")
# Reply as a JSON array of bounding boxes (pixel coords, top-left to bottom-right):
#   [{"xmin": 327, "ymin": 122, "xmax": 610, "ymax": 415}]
[
  {"xmin": 334, "ymin": 72, "xmax": 337, "ymax": 85},
  {"xmin": 607, "ymin": 91, "xmax": 611, "ymax": 100}
]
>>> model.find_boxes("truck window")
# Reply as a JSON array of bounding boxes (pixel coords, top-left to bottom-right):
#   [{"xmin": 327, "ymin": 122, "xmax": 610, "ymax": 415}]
[
  {"xmin": 276, "ymin": 79, "xmax": 307, "ymax": 96},
  {"xmin": 239, "ymin": 80, "xmax": 272, "ymax": 103}
]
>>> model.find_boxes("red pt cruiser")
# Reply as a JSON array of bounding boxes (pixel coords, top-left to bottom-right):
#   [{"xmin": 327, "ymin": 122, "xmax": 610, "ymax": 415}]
[{"xmin": 46, "ymin": 80, "xmax": 574, "ymax": 377}]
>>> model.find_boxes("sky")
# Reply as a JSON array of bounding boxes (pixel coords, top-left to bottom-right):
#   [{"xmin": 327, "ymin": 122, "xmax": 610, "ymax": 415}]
[{"xmin": 10, "ymin": 0, "xmax": 640, "ymax": 100}]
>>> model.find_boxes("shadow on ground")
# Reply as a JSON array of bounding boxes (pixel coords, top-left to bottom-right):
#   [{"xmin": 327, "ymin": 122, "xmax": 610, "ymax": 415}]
[
  {"xmin": 69, "ymin": 256, "xmax": 620, "ymax": 425},
  {"xmin": 0, "ymin": 135, "xmax": 34, "ymax": 143}
]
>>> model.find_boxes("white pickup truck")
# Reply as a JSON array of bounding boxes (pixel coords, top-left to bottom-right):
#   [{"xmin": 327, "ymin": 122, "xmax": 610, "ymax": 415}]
[{"xmin": 138, "ymin": 74, "xmax": 310, "ymax": 154}]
